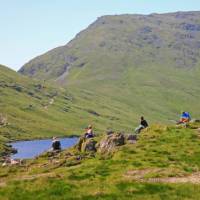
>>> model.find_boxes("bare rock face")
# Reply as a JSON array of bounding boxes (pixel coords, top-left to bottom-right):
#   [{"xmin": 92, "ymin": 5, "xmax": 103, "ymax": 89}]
[{"xmin": 98, "ymin": 133, "xmax": 125, "ymax": 154}]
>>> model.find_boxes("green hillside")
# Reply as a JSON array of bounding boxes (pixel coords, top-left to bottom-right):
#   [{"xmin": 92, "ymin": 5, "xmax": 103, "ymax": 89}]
[
  {"xmin": 1, "ymin": 10, "xmax": 200, "ymax": 200},
  {"xmin": 1, "ymin": 124, "xmax": 200, "ymax": 199},
  {"xmin": 0, "ymin": 64, "xmax": 140, "ymax": 154},
  {"xmin": 19, "ymin": 11, "xmax": 200, "ymax": 124}
]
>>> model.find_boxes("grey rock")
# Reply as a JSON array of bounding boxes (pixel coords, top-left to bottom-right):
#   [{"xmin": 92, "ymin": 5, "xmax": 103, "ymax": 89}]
[
  {"xmin": 126, "ymin": 134, "xmax": 137, "ymax": 141},
  {"xmin": 81, "ymin": 139, "xmax": 97, "ymax": 152},
  {"xmin": 98, "ymin": 133, "xmax": 125, "ymax": 154},
  {"xmin": 76, "ymin": 136, "xmax": 97, "ymax": 152}
]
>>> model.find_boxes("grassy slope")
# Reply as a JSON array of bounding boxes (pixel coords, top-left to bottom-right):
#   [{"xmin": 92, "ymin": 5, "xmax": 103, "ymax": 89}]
[
  {"xmin": 0, "ymin": 64, "xmax": 143, "ymax": 154},
  {"xmin": 67, "ymin": 63, "xmax": 200, "ymax": 125},
  {"xmin": 1, "ymin": 124, "xmax": 200, "ymax": 199},
  {"xmin": 19, "ymin": 12, "xmax": 200, "ymax": 125},
  {"xmin": 0, "ymin": 64, "xmax": 73, "ymax": 139}
]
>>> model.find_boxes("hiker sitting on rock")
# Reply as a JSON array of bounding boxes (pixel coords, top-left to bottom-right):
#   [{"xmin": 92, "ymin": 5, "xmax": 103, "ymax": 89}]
[
  {"xmin": 84, "ymin": 125, "xmax": 94, "ymax": 138},
  {"xmin": 177, "ymin": 111, "xmax": 191, "ymax": 125},
  {"xmin": 52, "ymin": 137, "xmax": 61, "ymax": 151},
  {"xmin": 135, "ymin": 116, "xmax": 149, "ymax": 134}
]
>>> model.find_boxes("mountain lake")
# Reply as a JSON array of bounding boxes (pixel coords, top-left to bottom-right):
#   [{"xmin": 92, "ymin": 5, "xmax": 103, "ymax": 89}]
[{"xmin": 9, "ymin": 137, "xmax": 79, "ymax": 159}]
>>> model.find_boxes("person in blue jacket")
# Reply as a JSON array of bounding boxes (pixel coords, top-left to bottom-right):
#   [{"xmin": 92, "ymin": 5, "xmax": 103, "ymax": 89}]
[{"xmin": 177, "ymin": 111, "xmax": 191, "ymax": 124}]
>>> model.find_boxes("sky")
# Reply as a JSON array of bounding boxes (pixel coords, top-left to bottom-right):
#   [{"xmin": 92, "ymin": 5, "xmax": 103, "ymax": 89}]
[{"xmin": 1, "ymin": 0, "xmax": 200, "ymax": 71}]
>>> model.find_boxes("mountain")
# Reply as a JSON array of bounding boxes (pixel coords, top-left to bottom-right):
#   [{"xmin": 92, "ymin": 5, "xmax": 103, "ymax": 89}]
[
  {"xmin": 19, "ymin": 11, "xmax": 200, "ymax": 122},
  {"xmin": 2, "ymin": 11, "xmax": 200, "ymax": 199},
  {"xmin": 20, "ymin": 11, "xmax": 200, "ymax": 80}
]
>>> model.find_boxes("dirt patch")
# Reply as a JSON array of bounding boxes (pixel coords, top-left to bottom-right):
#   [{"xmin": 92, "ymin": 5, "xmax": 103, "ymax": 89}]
[
  {"xmin": 125, "ymin": 169, "xmax": 200, "ymax": 184},
  {"xmin": 125, "ymin": 168, "xmax": 161, "ymax": 179},
  {"xmin": 16, "ymin": 172, "xmax": 56, "ymax": 181},
  {"xmin": 0, "ymin": 182, "xmax": 7, "ymax": 187},
  {"xmin": 145, "ymin": 172, "xmax": 200, "ymax": 184}
]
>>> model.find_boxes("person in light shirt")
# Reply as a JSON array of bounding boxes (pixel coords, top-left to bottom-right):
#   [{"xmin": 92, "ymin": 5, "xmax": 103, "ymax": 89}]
[{"xmin": 84, "ymin": 125, "xmax": 94, "ymax": 138}]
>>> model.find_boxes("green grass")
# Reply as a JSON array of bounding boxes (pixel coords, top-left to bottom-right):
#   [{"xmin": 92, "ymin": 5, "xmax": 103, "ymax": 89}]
[
  {"xmin": 2, "ymin": 180, "xmax": 200, "ymax": 200},
  {"xmin": 1, "ymin": 124, "xmax": 200, "ymax": 199}
]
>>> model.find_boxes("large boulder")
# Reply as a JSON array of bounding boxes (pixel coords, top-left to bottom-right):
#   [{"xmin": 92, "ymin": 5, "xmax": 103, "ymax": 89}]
[
  {"xmin": 81, "ymin": 139, "xmax": 97, "ymax": 152},
  {"xmin": 76, "ymin": 136, "xmax": 97, "ymax": 152},
  {"xmin": 98, "ymin": 133, "xmax": 125, "ymax": 154}
]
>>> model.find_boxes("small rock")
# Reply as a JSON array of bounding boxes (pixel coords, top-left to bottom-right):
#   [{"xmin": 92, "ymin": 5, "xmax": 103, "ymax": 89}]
[
  {"xmin": 126, "ymin": 134, "xmax": 137, "ymax": 141},
  {"xmin": 11, "ymin": 148, "xmax": 18, "ymax": 154},
  {"xmin": 0, "ymin": 114, "xmax": 7, "ymax": 126},
  {"xmin": 106, "ymin": 130, "xmax": 114, "ymax": 135},
  {"xmin": 191, "ymin": 119, "xmax": 200, "ymax": 123}
]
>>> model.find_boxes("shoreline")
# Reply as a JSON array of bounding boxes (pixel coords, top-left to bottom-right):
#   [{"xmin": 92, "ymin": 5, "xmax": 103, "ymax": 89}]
[
  {"xmin": 1, "ymin": 134, "xmax": 80, "ymax": 159},
  {"xmin": 8, "ymin": 134, "xmax": 79, "ymax": 143}
]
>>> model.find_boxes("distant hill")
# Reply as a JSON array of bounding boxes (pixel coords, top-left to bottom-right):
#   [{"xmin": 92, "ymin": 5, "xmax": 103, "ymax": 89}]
[
  {"xmin": 19, "ymin": 11, "xmax": 200, "ymax": 122},
  {"xmin": 0, "ymin": 64, "xmax": 135, "ymax": 154}
]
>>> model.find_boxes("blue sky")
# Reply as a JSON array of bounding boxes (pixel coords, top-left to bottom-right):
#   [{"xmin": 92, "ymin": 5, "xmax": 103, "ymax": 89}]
[{"xmin": 1, "ymin": 0, "xmax": 200, "ymax": 71}]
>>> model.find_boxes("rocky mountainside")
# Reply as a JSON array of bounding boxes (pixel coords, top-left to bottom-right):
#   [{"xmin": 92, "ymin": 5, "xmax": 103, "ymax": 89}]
[{"xmin": 20, "ymin": 11, "xmax": 200, "ymax": 82}]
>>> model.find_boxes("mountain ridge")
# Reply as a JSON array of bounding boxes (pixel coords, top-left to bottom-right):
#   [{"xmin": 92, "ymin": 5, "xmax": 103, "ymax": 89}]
[{"xmin": 19, "ymin": 11, "xmax": 200, "ymax": 86}]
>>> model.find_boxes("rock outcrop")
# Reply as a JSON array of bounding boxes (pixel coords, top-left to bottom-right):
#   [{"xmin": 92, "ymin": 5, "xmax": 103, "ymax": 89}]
[
  {"xmin": 76, "ymin": 137, "xmax": 97, "ymax": 152},
  {"xmin": 98, "ymin": 133, "xmax": 125, "ymax": 154},
  {"xmin": 81, "ymin": 139, "xmax": 97, "ymax": 152},
  {"xmin": 76, "ymin": 132, "xmax": 138, "ymax": 155}
]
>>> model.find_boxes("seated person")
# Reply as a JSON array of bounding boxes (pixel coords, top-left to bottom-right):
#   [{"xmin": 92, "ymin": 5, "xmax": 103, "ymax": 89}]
[
  {"xmin": 177, "ymin": 112, "xmax": 191, "ymax": 124},
  {"xmin": 52, "ymin": 137, "xmax": 61, "ymax": 151},
  {"xmin": 135, "ymin": 116, "xmax": 149, "ymax": 134},
  {"xmin": 84, "ymin": 125, "xmax": 94, "ymax": 138}
]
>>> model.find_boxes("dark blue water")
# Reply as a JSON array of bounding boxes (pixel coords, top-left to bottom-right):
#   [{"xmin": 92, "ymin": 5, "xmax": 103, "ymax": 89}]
[{"xmin": 10, "ymin": 137, "xmax": 78, "ymax": 159}]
